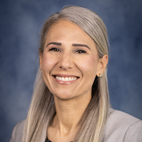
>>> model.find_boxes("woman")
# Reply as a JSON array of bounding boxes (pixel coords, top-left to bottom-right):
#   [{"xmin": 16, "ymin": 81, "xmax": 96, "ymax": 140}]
[{"xmin": 10, "ymin": 5, "xmax": 142, "ymax": 142}]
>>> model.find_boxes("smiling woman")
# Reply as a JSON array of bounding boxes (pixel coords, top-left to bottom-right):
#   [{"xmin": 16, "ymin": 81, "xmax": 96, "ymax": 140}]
[
  {"xmin": 10, "ymin": 5, "xmax": 142, "ymax": 142},
  {"xmin": 39, "ymin": 19, "xmax": 104, "ymax": 101}
]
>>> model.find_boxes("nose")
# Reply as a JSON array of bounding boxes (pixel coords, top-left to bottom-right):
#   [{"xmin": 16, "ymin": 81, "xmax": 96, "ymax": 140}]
[{"xmin": 58, "ymin": 53, "xmax": 73, "ymax": 70}]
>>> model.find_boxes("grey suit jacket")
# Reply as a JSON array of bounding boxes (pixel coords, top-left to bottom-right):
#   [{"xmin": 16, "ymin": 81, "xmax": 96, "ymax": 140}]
[{"xmin": 10, "ymin": 109, "xmax": 142, "ymax": 142}]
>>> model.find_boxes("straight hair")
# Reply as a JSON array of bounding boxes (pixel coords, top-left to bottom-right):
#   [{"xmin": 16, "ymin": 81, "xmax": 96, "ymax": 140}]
[{"xmin": 22, "ymin": 5, "xmax": 110, "ymax": 142}]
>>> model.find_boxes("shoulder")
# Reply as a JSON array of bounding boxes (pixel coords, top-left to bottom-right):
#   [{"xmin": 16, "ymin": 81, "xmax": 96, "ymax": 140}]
[
  {"xmin": 103, "ymin": 108, "xmax": 142, "ymax": 142},
  {"xmin": 10, "ymin": 120, "xmax": 25, "ymax": 142}
]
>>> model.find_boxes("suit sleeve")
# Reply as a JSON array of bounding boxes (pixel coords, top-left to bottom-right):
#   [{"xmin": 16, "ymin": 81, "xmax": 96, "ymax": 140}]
[
  {"xmin": 10, "ymin": 120, "xmax": 25, "ymax": 142},
  {"xmin": 123, "ymin": 120, "xmax": 142, "ymax": 142}
]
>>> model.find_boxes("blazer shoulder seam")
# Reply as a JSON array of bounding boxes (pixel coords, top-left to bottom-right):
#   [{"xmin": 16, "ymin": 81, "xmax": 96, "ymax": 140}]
[{"xmin": 122, "ymin": 120, "xmax": 141, "ymax": 142}]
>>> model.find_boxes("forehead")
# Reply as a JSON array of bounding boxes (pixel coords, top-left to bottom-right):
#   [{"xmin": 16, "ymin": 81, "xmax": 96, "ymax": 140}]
[{"xmin": 45, "ymin": 20, "xmax": 96, "ymax": 48}]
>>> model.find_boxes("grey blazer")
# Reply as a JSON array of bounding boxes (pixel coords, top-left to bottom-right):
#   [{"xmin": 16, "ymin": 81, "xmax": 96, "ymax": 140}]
[{"xmin": 10, "ymin": 109, "xmax": 142, "ymax": 142}]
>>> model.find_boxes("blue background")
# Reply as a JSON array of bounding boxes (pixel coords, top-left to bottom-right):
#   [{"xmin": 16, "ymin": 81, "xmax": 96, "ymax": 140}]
[{"xmin": 0, "ymin": 0, "xmax": 142, "ymax": 141}]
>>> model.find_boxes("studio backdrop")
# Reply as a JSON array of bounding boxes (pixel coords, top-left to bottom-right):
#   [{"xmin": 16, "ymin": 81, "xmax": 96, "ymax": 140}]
[{"xmin": 0, "ymin": 0, "xmax": 142, "ymax": 142}]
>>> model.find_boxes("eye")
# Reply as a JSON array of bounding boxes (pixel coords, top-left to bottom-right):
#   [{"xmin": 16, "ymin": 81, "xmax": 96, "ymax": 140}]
[
  {"xmin": 75, "ymin": 50, "xmax": 87, "ymax": 54},
  {"xmin": 49, "ymin": 47, "xmax": 60, "ymax": 52}
]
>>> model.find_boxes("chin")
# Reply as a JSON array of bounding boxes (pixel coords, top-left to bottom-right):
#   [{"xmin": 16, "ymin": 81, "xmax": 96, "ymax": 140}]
[{"xmin": 53, "ymin": 91, "xmax": 75, "ymax": 101}]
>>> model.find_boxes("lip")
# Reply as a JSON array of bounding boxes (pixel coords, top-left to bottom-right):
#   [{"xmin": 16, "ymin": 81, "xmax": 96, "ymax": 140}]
[
  {"xmin": 52, "ymin": 74, "xmax": 80, "ymax": 85},
  {"xmin": 53, "ymin": 74, "xmax": 79, "ymax": 77}
]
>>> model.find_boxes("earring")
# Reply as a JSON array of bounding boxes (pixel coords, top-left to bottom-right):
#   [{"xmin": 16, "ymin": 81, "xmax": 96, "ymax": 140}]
[{"xmin": 98, "ymin": 73, "xmax": 102, "ymax": 77}]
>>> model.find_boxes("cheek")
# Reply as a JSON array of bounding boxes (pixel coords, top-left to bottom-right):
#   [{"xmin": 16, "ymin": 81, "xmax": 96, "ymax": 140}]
[
  {"xmin": 42, "ymin": 53, "xmax": 57, "ymax": 72},
  {"xmin": 75, "ymin": 55, "xmax": 98, "ymax": 84},
  {"xmin": 76, "ymin": 55, "xmax": 98, "ymax": 89},
  {"xmin": 77, "ymin": 55, "xmax": 98, "ymax": 74}
]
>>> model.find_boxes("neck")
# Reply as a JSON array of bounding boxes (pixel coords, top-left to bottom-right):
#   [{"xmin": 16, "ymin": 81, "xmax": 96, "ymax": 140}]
[{"xmin": 53, "ymin": 93, "xmax": 91, "ymax": 135}]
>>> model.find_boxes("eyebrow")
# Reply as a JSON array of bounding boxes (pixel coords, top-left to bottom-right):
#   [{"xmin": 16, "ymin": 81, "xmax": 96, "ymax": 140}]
[
  {"xmin": 46, "ymin": 42, "xmax": 61, "ymax": 47},
  {"xmin": 72, "ymin": 44, "xmax": 90, "ymax": 50},
  {"xmin": 46, "ymin": 42, "xmax": 90, "ymax": 50}
]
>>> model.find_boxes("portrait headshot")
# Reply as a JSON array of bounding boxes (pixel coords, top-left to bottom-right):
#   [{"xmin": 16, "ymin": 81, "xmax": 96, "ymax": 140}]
[{"xmin": 0, "ymin": 1, "xmax": 142, "ymax": 142}]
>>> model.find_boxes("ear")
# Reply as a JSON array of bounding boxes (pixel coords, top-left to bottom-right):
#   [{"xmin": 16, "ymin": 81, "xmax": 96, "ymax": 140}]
[
  {"xmin": 39, "ymin": 51, "xmax": 43, "ymax": 71},
  {"xmin": 96, "ymin": 55, "xmax": 108, "ymax": 77}
]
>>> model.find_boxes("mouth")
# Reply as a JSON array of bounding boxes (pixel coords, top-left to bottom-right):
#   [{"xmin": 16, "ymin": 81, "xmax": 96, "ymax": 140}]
[{"xmin": 52, "ymin": 75, "xmax": 79, "ymax": 82}]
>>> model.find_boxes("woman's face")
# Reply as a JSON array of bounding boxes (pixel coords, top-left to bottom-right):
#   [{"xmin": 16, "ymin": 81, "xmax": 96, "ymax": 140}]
[{"xmin": 40, "ymin": 20, "xmax": 106, "ymax": 100}]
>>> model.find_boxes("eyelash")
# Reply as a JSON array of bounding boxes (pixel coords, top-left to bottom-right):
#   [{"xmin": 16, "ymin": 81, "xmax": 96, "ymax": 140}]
[
  {"xmin": 75, "ymin": 50, "xmax": 87, "ymax": 54},
  {"xmin": 49, "ymin": 47, "xmax": 60, "ymax": 52},
  {"xmin": 48, "ymin": 48, "xmax": 87, "ymax": 54}
]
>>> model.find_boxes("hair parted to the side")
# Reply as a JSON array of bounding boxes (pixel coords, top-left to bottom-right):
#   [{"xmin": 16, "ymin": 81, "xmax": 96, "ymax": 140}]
[{"xmin": 22, "ymin": 5, "xmax": 110, "ymax": 142}]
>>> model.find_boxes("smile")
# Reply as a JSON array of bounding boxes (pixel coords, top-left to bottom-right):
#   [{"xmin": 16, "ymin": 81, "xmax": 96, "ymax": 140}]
[
  {"xmin": 56, "ymin": 76, "xmax": 77, "ymax": 81},
  {"xmin": 52, "ymin": 74, "xmax": 79, "ymax": 83}
]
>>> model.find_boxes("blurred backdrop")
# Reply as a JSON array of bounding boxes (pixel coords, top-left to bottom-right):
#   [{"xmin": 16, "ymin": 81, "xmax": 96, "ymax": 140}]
[{"xmin": 0, "ymin": 0, "xmax": 142, "ymax": 141}]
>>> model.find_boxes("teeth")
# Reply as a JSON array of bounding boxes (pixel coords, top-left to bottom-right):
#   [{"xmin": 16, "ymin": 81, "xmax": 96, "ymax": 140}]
[{"xmin": 56, "ymin": 76, "xmax": 77, "ymax": 81}]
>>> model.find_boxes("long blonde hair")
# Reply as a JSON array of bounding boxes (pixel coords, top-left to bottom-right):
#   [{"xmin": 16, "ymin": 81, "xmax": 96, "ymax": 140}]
[{"xmin": 22, "ymin": 5, "xmax": 110, "ymax": 142}]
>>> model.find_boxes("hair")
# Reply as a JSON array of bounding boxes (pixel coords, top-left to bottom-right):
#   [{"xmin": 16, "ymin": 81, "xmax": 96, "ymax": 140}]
[{"xmin": 22, "ymin": 5, "xmax": 110, "ymax": 142}]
